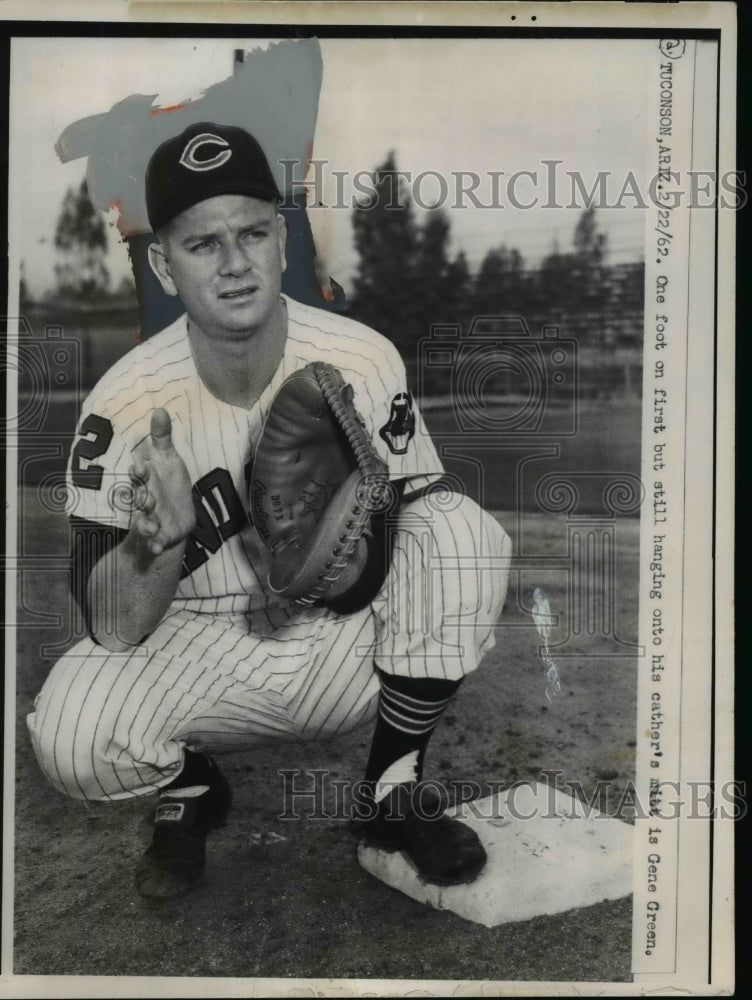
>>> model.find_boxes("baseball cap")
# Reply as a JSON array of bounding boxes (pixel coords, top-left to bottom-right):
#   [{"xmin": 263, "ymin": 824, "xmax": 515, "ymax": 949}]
[{"xmin": 145, "ymin": 122, "xmax": 281, "ymax": 232}]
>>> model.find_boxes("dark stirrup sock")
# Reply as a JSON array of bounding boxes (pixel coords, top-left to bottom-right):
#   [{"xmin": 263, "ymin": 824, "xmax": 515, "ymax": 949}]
[
  {"xmin": 364, "ymin": 669, "xmax": 462, "ymax": 803},
  {"xmin": 160, "ymin": 750, "xmax": 231, "ymax": 830},
  {"xmin": 163, "ymin": 748, "xmax": 217, "ymax": 791}
]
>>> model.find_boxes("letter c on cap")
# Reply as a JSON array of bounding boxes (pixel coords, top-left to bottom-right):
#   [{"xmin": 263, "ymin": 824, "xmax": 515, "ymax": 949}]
[{"xmin": 179, "ymin": 133, "xmax": 232, "ymax": 172}]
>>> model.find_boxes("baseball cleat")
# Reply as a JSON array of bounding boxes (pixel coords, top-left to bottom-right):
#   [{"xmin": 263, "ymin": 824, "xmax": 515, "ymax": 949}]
[
  {"xmin": 135, "ymin": 758, "xmax": 232, "ymax": 900},
  {"xmin": 354, "ymin": 783, "xmax": 487, "ymax": 886}
]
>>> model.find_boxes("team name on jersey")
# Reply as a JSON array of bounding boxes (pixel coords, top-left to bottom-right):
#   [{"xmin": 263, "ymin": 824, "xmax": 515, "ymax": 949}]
[{"xmin": 181, "ymin": 468, "xmax": 248, "ymax": 578}]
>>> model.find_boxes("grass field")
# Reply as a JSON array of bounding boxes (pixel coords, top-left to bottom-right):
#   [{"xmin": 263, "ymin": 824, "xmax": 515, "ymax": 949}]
[
  {"xmin": 12, "ymin": 486, "xmax": 639, "ymax": 983},
  {"xmin": 423, "ymin": 397, "xmax": 642, "ymax": 514}
]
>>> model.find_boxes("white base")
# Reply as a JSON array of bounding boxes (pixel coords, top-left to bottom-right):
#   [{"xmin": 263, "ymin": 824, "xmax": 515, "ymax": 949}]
[{"xmin": 357, "ymin": 784, "xmax": 633, "ymax": 927}]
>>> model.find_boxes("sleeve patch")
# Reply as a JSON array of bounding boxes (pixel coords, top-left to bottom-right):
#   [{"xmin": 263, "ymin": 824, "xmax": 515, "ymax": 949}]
[{"xmin": 379, "ymin": 392, "xmax": 415, "ymax": 455}]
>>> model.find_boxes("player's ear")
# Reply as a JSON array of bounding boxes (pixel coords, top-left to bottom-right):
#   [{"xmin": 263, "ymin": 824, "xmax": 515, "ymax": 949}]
[
  {"xmin": 276, "ymin": 212, "xmax": 287, "ymax": 273},
  {"xmin": 148, "ymin": 239, "xmax": 179, "ymax": 296}
]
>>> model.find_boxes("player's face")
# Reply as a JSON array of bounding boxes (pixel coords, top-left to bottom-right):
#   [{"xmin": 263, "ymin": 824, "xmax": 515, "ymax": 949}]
[{"xmin": 150, "ymin": 195, "xmax": 287, "ymax": 341}]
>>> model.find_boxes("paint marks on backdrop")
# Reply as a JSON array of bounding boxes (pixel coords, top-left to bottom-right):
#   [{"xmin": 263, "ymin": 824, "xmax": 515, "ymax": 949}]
[{"xmin": 56, "ymin": 39, "xmax": 323, "ymax": 236}]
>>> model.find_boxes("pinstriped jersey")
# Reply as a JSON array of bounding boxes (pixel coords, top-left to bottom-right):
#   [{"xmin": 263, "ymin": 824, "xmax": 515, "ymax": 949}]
[{"xmin": 65, "ymin": 295, "xmax": 444, "ymax": 612}]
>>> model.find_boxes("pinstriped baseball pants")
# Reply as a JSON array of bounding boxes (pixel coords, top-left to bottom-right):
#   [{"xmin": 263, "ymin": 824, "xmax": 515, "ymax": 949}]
[{"xmin": 27, "ymin": 496, "xmax": 511, "ymax": 801}]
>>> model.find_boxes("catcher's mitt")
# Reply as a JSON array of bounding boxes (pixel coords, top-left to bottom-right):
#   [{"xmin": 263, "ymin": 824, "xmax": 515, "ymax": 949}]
[{"xmin": 251, "ymin": 362, "xmax": 394, "ymax": 606}]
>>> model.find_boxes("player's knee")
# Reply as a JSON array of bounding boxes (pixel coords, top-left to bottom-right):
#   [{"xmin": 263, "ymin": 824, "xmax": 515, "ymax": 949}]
[
  {"xmin": 26, "ymin": 652, "xmax": 111, "ymax": 800},
  {"xmin": 398, "ymin": 491, "xmax": 508, "ymax": 561},
  {"xmin": 487, "ymin": 518, "xmax": 512, "ymax": 618},
  {"xmin": 394, "ymin": 492, "xmax": 511, "ymax": 620},
  {"xmin": 27, "ymin": 704, "xmax": 131, "ymax": 802},
  {"xmin": 26, "ymin": 707, "xmax": 86, "ymax": 800}
]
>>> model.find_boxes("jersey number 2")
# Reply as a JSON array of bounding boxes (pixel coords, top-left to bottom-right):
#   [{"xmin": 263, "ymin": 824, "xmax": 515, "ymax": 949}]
[{"xmin": 70, "ymin": 414, "xmax": 114, "ymax": 490}]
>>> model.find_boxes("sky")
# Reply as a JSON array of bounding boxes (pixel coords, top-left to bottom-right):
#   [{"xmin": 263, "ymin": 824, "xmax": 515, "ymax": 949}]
[{"xmin": 9, "ymin": 35, "xmax": 654, "ymax": 299}]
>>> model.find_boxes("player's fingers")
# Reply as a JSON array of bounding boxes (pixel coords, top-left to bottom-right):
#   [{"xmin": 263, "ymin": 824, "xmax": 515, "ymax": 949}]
[
  {"xmin": 131, "ymin": 485, "xmax": 149, "ymax": 514},
  {"xmin": 128, "ymin": 462, "xmax": 149, "ymax": 485},
  {"xmin": 128, "ymin": 474, "xmax": 153, "ymax": 513},
  {"xmin": 134, "ymin": 512, "xmax": 159, "ymax": 537},
  {"xmin": 139, "ymin": 489, "xmax": 157, "ymax": 515},
  {"xmin": 150, "ymin": 408, "xmax": 173, "ymax": 452},
  {"xmin": 128, "ymin": 467, "xmax": 150, "ymax": 513},
  {"xmin": 139, "ymin": 519, "xmax": 165, "ymax": 554}
]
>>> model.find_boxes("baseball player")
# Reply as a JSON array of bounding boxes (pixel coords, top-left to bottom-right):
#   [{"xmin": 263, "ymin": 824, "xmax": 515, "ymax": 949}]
[{"xmin": 27, "ymin": 122, "xmax": 511, "ymax": 900}]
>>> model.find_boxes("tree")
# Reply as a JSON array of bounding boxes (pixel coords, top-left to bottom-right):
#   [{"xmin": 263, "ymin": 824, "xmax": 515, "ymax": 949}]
[
  {"xmin": 444, "ymin": 250, "xmax": 472, "ymax": 328},
  {"xmin": 114, "ymin": 275, "xmax": 138, "ymax": 301},
  {"xmin": 474, "ymin": 245, "xmax": 528, "ymax": 319},
  {"xmin": 572, "ymin": 204, "xmax": 608, "ymax": 309},
  {"xmin": 413, "ymin": 209, "xmax": 454, "ymax": 328},
  {"xmin": 446, "ymin": 250, "xmax": 470, "ymax": 296},
  {"xmin": 536, "ymin": 241, "xmax": 577, "ymax": 315},
  {"xmin": 573, "ymin": 204, "xmax": 607, "ymax": 273},
  {"xmin": 53, "ymin": 180, "xmax": 110, "ymax": 299},
  {"xmin": 349, "ymin": 153, "xmax": 421, "ymax": 355},
  {"xmin": 534, "ymin": 207, "xmax": 609, "ymax": 318}
]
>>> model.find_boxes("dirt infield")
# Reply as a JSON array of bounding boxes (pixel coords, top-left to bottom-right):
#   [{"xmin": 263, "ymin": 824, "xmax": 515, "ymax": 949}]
[{"xmin": 13, "ymin": 495, "xmax": 639, "ymax": 984}]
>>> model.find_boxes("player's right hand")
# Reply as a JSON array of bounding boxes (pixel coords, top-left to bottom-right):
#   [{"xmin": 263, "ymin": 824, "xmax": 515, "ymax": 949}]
[{"xmin": 128, "ymin": 408, "xmax": 196, "ymax": 556}]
